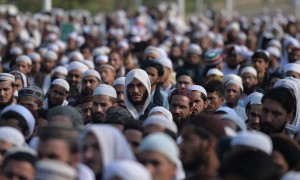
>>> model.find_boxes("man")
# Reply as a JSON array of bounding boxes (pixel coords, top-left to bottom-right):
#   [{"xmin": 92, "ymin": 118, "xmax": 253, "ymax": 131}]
[
  {"xmin": 180, "ymin": 113, "xmax": 225, "ymax": 179},
  {"xmin": 80, "ymin": 125, "xmax": 135, "ymax": 179},
  {"xmin": 123, "ymin": 120, "xmax": 143, "ymax": 157},
  {"xmin": 28, "ymin": 52, "xmax": 43, "ymax": 86},
  {"xmin": 223, "ymin": 45, "xmax": 242, "ymax": 76},
  {"xmin": 188, "ymin": 85, "xmax": 208, "ymax": 115},
  {"xmin": 157, "ymin": 56, "xmax": 174, "ymax": 94},
  {"xmin": 223, "ymin": 74, "xmax": 248, "ymax": 121},
  {"xmin": 80, "ymin": 95, "xmax": 93, "ymax": 124},
  {"xmin": 67, "ymin": 61, "xmax": 89, "ymax": 104},
  {"xmin": 252, "ymin": 50, "xmax": 270, "ymax": 91},
  {"xmin": 16, "ymin": 55, "xmax": 32, "ymax": 75},
  {"xmin": 261, "ymin": 87, "xmax": 295, "ymax": 135},
  {"xmin": 0, "ymin": 127, "xmax": 25, "ymax": 168},
  {"xmin": 204, "ymin": 79, "xmax": 225, "ymax": 113},
  {"xmin": 125, "ymin": 69, "xmax": 155, "ymax": 120},
  {"xmin": 41, "ymin": 50, "xmax": 58, "ymax": 93},
  {"xmin": 139, "ymin": 133, "xmax": 180, "ymax": 180},
  {"xmin": 169, "ymin": 88, "xmax": 194, "ymax": 133},
  {"xmin": 0, "ymin": 73, "xmax": 16, "ymax": 110},
  {"xmin": 82, "ymin": 69, "xmax": 101, "ymax": 97},
  {"xmin": 176, "ymin": 74, "xmax": 194, "ymax": 89},
  {"xmin": 109, "ymin": 50, "xmax": 125, "ymax": 77},
  {"xmin": 2, "ymin": 147, "xmax": 37, "ymax": 180},
  {"xmin": 18, "ymin": 86, "xmax": 44, "ymax": 110},
  {"xmin": 0, "ymin": 105, "xmax": 36, "ymax": 140},
  {"xmin": 44, "ymin": 78, "xmax": 69, "ymax": 109},
  {"xmin": 92, "ymin": 84, "xmax": 117, "ymax": 123},
  {"xmin": 240, "ymin": 66, "xmax": 260, "ymax": 98},
  {"xmin": 141, "ymin": 60, "xmax": 169, "ymax": 109},
  {"xmin": 113, "ymin": 77, "xmax": 126, "ymax": 108},
  {"xmin": 96, "ymin": 64, "xmax": 116, "ymax": 86},
  {"xmin": 103, "ymin": 106, "xmax": 133, "ymax": 131},
  {"xmin": 37, "ymin": 126, "xmax": 94, "ymax": 180},
  {"xmin": 266, "ymin": 46, "xmax": 282, "ymax": 74},
  {"xmin": 288, "ymin": 47, "xmax": 300, "ymax": 63},
  {"xmin": 283, "ymin": 63, "xmax": 300, "ymax": 78}
]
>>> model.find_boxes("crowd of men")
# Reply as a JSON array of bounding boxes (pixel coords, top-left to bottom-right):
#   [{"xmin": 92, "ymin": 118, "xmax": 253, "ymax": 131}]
[{"xmin": 0, "ymin": 2, "xmax": 300, "ymax": 180}]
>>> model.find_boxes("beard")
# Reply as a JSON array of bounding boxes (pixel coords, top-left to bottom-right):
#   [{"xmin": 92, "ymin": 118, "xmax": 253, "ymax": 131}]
[
  {"xmin": 182, "ymin": 152, "xmax": 205, "ymax": 172},
  {"xmin": 243, "ymin": 85, "xmax": 256, "ymax": 95},
  {"xmin": 82, "ymin": 87, "xmax": 93, "ymax": 97},
  {"xmin": 92, "ymin": 112, "xmax": 105, "ymax": 124},
  {"xmin": 260, "ymin": 121, "xmax": 286, "ymax": 134},
  {"xmin": 128, "ymin": 91, "xmax": 148, "ymax": 107},
  {"xmin": 0, "ymin": 96, "xmax": 14, "ymax": 110}
]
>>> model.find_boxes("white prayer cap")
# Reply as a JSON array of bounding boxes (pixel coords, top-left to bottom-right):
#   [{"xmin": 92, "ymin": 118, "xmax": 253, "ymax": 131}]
[
  {"xmin": 216, "ymin": 107, "xmax": 237, "ymax": 116},
  {"xmin": 113, "ymin": 77, "xmax": 125, "ymax": 86},
  {"xmin": 187, "ymin": 43, "xmax": 202, "ymax": 55},
  {"xmin": 10, "ymin": 47, "xmax": 22, "ymax": 55},
  {"xmin": 83, "ymin": 69, "xmax": 101, "ymax": 81},
  {"xmin": 44, "ymin": 50, "xmax": 58, "ymax": 61},
  {"xmin": 266, "ymin": 46, "xmax": 281, "ymax": 58},
  {"xmin": 117, "ymin": 41, "xmax": 129, "ymax": 50},
  {"xmin": 231, "ymin": 131, "xmax": 273, "ymax": 155},
  {"xmin": 157, "ymin": 57, "xmax": 173, "ymax": 69},
  {"xmin": 92, "ymin": 47, "xmax": 105, "ymax": 57},
  {"xmin": 54, "ymin": 66, "xmax": 68, "ymax": 76},
  {"xmin": 68, "ymin": 32, "xmax": 77, "ymax": 40},
  {"xmin": 28, "ymin": 52, "xmax": 41, "ymax": 62},
  {"xmin": 226, "ymin": 22, "xmax": 240, "ymax": 32},
  {"xmin": 0, "ymin": 73, "xmax": 15, "ymax": 83},
  {"xmin": 268, "ymin": 39, "xmax": 282, "ymax": 49},
  {"xmin": 67, "ymin": 61, "xmax": 89, "ymax": 73},
  {"xmin": 96, "ymin": 55, "xmax": 108, "ymax": 64},
  {"xmin": 237, "ymin": 32, "xmax": 247, "ymax": 41},
  {"xmin": 139, "ymin": 133, "xmax": 179, "ymax": 164},
  {"xmin": 56, "ymin": 40, "xmax": 66, "ymax": 51},
  {"xmin": 281, "ymin": 171, "xmax": 300, "ymax": 180},
  {"xmin": 223, "ymin": 74, "xmax": 243, "ymax": 92},
  {"xmin": 220, "ymin": 114, "xmax": 246, "ymax": 131},
  {"xmin": 98, "ymin": 64, "xmax": 116, "ymax": 72},
  {"xmin": 51, "ymin": 78, "xmax": 70, "ymax": 92},
  {"xmin": 16, "ymin": 55, "xmax": 32, "ymax": 65},
  {"xmin": 241, "ymin": 66, "xmax": 257, "ymax": 77},
  {"xmin": 130, "ymin": 36, "xmax": 142, "ymax": 43},
  {"xmin": 35, "ymin": 160, "xmax": 77, "ymax": 180},
  {"xmin": 144, "ymin": 46, "xmax": 159, "ymax": 57},
  {"xmin": 1, "ymin": 105, "xmax": 35, "ymax": 136},
  {"xmin": 93, "ymin": 84, "xmax": 117, "ymax": 98},
  {"xmin": 0, "ymin": 127, "xmax": 25, "ymax": 147},
  {"xmin": 188, "ymin": 85, "xmax": 207, "ymax": 97},
  {"xmin": 243, "ymin": 92, "xmax": 264, "ymax": 107},
  {"xmin": 82, "ymin": 60, "xmax": 94, "ymax": 69},
  {"xmin": 284, "ymin": 63, "xmax": 300, "ymax": 74},
  {"xmin": 103, "ymin": 160, "xmax": 151, "ymax": 180},
  {"xmin": 149, "ymin": 106, "xmax": 173, "ymax": 121},
  {"xmin": 143, "ymin": 115, "xmax": 178, "ymax": 135},
  {"xmin": 69, "ymin": 51, "xmax": 84, "ymax": 62},
  {"xmin": 207, "ymin": 68, "xmax": 223, "ymax": 76},
  {"xmin": 46, "ymin": 33, "xmax": 58, "ymax": 42},
  {"xmin": 47, "ymin": 44, "xmax": 59, "ymax": 53},
  {"xmin": 24, "ymin": 42, "xmax": 34, "ymax": 50}
]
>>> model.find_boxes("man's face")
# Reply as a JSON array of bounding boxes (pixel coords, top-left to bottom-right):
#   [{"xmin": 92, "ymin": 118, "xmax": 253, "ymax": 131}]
[
  {"xmin": 187, "ymin": 53, "xmax": 200, "ymax": 65},
  {"xmin": 269, "ymin": 77, "xmax": 281, "ymax": 90},
  {"xmin": 242, "ymin": 72, "xmax": 257, "ymax": 92},
  {"xmin": 261, "ymin": 99, "xmax": 292, "ymax": 134},
  {"xmin": 139, "ymin": 151, "xmax": 176, "ymax": 180},
  {"xmin": 38, "ymin": 139, "xmax": 73, "ymax": 165},
  {"xmin": 169, "ymin": 95, "xmax": 192, "ymax": 123},
  {"xmin": 288, "ymin": 49, "xmax": 300, "ymax": 63},
  {"xmin": 49, "ymin": 85, "xmax": 68, "ymax": 106},
  {"xmin": 14, "ymin": 79, "xmax": 23, "ymax": 91},
  {"xmin": 67, "ymin": 70, "xmax": 83, "ymax": 87},
  {"xmin": 32, "ymin": 59, "xmax": 41, "ymax": 73},
  {"xmin": 114, "ymin": 84, "xmax": 125, "ymax": 108},
  {"xmin": 191, "ymin": 91, "xmax": 207, "ymax": 114},
  {"xmin": 92, "ymin": 95, "xmax": 114, "ymax": 123},
  {"xmin": 18, "ymin": 96, "xmax": 39, "ymax": 110},
  {"xmin": 176, "ymin": 75, "xmax": 193, "ymax": 89},
  {"xmin": 2, "ymin": 160, "xmax": 35, "ymax": 180},
  {"xmin": 224, "ymin": 83, "xmax": 241, "ymax": 108},
  {"xmin": 16, "ymin": 61, "xmax": 31, "ymax": 75},
  {"xmin": 98, "ymin": 67, "xmax": 116, "ymax": 85},
  {"xmin": 109, "ymin": 52, "xmax": 123, "ymax": 71},
  {"xmin": 252, "ymin": 58, "xmax": 268, "ymax": 73},
  {"xmin": 0, "ymin": 140, "xmax": 14, "ymax": 168},
  {"xmin": 82, "ymin": 133, "xmax": 102, "ymax": 174},
  {"xmin": 145, "ymin": 67, "xmax": 159, "ymax": 87},
  {"xmin": 81, "ymin": 101, "xmax": 93, "ymax": 124},
  {"xmin": 124, "ymin": 129, "xmax": 142, "ymax": 156},
  {"xmin": 285, "ymin": 71, "xmax": 300, "ymax": 79},
  {"xmin": 206, "ymin": 91, "xmax": 223, "ymax": 112},
  {"xmin": 0, "ymin": 81, "xmax": 14, "ymax": 105},
  {"xmin": 42, "ymin": 59, "xmax": 56, "ymax": 73},
  {"xmin": 247, "ymin": 104, "xmax": 262, "ymax": 131},
  {"xmin": 82, "ymin": 76, "xmax": 100, "ymax": 96},
  {"xmin": 127, "ymin": 78, "xmax": 148, "ymax": 106}
]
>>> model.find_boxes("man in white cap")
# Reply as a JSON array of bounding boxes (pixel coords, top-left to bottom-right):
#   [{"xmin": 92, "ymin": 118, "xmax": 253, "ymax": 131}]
[
  {"xmin": 188, "ymin": 85, "xmax": 208, "ymax": 115},
  {"xmin": 267, "ymin": 46, "xmax": 282, "ymax": 74},
  {"xmin": 113, "ymin": 77, "xmax": 126, "ymax": 108},
  {"xmin": 44, "ymin": 78, "xmax": 69, "ymax": 109},
  {"xmin": 67, "ymin": 61, "xmax": 89, "ymax": 104},
  {"xmin": 223, "ymin": 74, "xmax": 247, "ymax": 121},
  {"xmin": 81, "ymin": 70, "xmax": 101, "ymax": 97},
  {"xmin": 96, "ymin": 64, "xmax": 116, "ymax": 86},
  {"xmin": 92, "ymin": 84, "xmax": 117, "ymax": 123},
  {"xmin": 240, "ymin": 66, "xmax": 261, "ymax": 100},
  {"xmin": 28, "ymin": 52, "xmax": 43, "ymax": 86},
  {"xmin": 16, "ymin": 55, "xmax": 32, "ymax": 76},
  {"xmin": 283, "ymin": 63, "xmax": 300, "ymax": 79},
  {"xmin": 124, "ymin": 69, "xmax": 154, "ymax": 120},
  {"xmin": 243, "ymin": 92, "xmax": 264, "ymax": 131},
  {"xmin": 41, "ymin": 50, "xmax": 58, "ymax": 93},
  {"xmin": 0, "ymin": 73, "xmax": 16, "ymax": 110},
  {"xmin": 109, "ymin": 50, "xmax": 126, "ymax": 77}
]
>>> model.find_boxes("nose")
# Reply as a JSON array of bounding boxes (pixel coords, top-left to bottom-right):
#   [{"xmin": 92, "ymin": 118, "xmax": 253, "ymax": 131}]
[
  {"xmin": 0, "ymin": 90, "xmax": 4, "ymax": 96},
  {"xmin": 145, "ymin": 164, "xmax": 155, "ymax": 175},
  {"xmin": 84, "ymin": 148, "xmax": 94, "ymax": 160},
  {"xmin": 174, "ymin": 107, "xmax": 181, "ymax": 114},
  {"xmin": 95, "ymin": 105, "xmax": 103, "ymax": 113},
  {"xmin": 86, "ymin": 81, "xmax": 91, "ymax": 88},
  {"xmin": 119, "ymin": 93, "xmax": 124, "ymax": 101}
]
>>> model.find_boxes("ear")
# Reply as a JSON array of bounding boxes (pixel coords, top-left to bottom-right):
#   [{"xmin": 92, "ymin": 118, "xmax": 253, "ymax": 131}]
[
  {"xmin": 204, "ymin": 100, "xmax": 209, "ymax": 109},
  {"xmin": 70, "ymin": 153, "xmax": 81, "ymax": 167},
  {"xmin": 286, "ymin": 111, "xmax": 294, "ymax": 124},
  {"xmin": 206, "ymin": 137, "xmax": 218, "ymax": 152},
  {"xmin": 220, "ymin": 97, "xmax": 225, "ymax": 104}
]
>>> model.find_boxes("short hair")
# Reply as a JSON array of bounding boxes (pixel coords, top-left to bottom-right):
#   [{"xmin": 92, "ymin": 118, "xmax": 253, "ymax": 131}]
[
  {"xmin": 39, "ymin": 126, "xmax": 78, "ymax": 154},
  {"xmin": 1, "ymin": 110, "xmax": 28, "ymax": 134},
  {"xmin": 124, "ymin": 120, "xmax": 143, "ymax": 133},
  {"xmin": 268, "ymin": 72, "xmax": 286, "ymax": 85},
  {"xmin": 252, "ymin": 51, "xmax": 270, "ymax": 63},
  {"xmin": 3, "ymin": 151, "xmax": 37, "ymax": 169},
  {"xmin": 262, "ymin": 87, "xmax": 295, "ymax": 114},
  {"xmin": 204, "ymin": 79, "xmax": 224, "ymax": 97}
]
